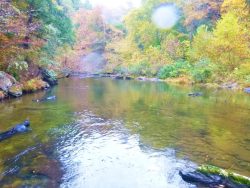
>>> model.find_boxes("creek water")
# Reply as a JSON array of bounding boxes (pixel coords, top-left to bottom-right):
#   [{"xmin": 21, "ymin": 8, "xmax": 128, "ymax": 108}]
[{"xmin": 0, "ymin": 78, "xmax": 249, "ymax": 187}]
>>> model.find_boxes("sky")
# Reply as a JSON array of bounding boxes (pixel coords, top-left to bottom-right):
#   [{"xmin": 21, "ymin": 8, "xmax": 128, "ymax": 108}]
[
  {"xmin": 86, "ymin": 0, "xmax": 141, "ymax": 9},
  {"xmin": 82, "ymin": 0, "xmax": 142, "ymax": 24}
]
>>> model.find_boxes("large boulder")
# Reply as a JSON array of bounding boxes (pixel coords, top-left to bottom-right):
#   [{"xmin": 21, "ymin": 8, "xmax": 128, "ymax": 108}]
[
  {"xmin": 41, "ymin": 69, "xmax": 58, "ymax": 86},
  {"xmin": 8, "ymin": 84, "xmax": 23, "ymax": 97},
  {"xmin": 0, "ymin": 71, "xmax": 16, "ymax": 92}
]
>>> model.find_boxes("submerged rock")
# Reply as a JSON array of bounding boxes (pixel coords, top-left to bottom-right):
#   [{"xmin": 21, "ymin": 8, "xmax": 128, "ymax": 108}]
[
  {"xmin": 188, "ymin": 92, "xmax": 203, "ymax": 97},
  {"xmin": 27, "ymin": 154, "xmax": 62, "ymax": 183},
  {"xmin": 33, "ymin": 95, "xmax": 56, "ymax": 103},
  {"xmin": 0, "ymin": 120, "xmax": 31, "ymax": 142},
  {"xmin": 8, "ymin": 84, "xmax": 23, "ymax": 97}
]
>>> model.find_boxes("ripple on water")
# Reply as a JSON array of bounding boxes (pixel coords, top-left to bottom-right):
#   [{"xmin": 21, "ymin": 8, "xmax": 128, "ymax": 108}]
[{"xmin": 57, "ymin": 111, "xmax": 197, "ymax": 188}]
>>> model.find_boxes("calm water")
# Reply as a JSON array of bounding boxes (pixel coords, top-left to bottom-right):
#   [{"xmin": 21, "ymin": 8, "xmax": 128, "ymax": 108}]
[{"xmin": 0, "ymin": 78, "xmax": 249, "ymax": 187}]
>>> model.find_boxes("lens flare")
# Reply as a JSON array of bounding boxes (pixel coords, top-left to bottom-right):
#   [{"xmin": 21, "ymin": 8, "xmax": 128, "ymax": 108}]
[{"xmin": 152, "ymin": 5, "xmax": 179, "ymax": 29}]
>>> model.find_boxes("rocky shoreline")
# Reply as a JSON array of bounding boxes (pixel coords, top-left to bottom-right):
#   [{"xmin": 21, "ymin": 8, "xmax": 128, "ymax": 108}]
[
  {"xmin": 1, "ymin": 71, "xmax": 250, "ymax": 102},
  {"xmin": 0, "ymin": 70, "xmax": 58, "ymax": 101},
  {"xmin": 71, "ymin": 72, "xmax": 250, "ymax": 94}
]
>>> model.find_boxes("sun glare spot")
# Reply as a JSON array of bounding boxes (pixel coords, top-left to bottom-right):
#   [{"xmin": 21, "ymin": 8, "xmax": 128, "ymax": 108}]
[{"xmin": 152, "ymin": 5, "xmax": 179, "ymax": 29}]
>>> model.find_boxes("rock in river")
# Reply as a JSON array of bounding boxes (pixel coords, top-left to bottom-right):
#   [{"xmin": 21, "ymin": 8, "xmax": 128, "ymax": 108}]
[
  {"xmin": 0, "ymin": 120, "xmax": 31, "ymax": 142},
  {"xmin": 8, "ymin": 84, "xmax": 23, "ymax": 97},
  {"xmin": 41, "ymin": 69, "xmax": 58, "ymax": 86}
]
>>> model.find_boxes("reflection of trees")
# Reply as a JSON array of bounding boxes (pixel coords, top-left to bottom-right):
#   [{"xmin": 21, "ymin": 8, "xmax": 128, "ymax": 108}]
[
  {"xmin": 0, "ymin": 85, "xmax": 73, "ymax": 166},
  {"xmin": 85, "ymin": 79, "xmax": 250, "ymax": 176}
]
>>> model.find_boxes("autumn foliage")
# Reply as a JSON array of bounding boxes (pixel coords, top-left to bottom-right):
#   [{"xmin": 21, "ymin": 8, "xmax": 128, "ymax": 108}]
[{"xmin": 105, "ymin": 0, "xmax": 250, "ymax": 84}]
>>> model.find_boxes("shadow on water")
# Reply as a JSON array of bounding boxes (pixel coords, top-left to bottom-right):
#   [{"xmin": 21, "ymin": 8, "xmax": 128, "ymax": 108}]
[{"xmin": 0, "ymin": 78, "xmax": 249, "ymax": 187}]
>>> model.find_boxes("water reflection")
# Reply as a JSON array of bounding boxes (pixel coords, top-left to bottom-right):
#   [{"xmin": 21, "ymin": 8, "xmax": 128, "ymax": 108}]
[
  {"xmin": 0, "ymin": 78, "xmax": 249, "ymax": 187},
  {"xmin": 58, "ymin": 111, "xmax": 196, "ymax": 188}
]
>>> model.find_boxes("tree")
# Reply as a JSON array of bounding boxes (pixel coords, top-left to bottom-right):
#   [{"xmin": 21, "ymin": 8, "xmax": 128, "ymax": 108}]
[
  {"xmin": 182, "ymin": 0, "xmax": 223, "ymax": 37},
  {"xmin": 0, "ymin": 0, "xmax": 76, "ymax": 80},
  {"xmin": 188, "ymin": 25, "xmax": 212, "ymax": 62},
  {"xmin": 211, "ymin": 12, "xmax": 250, "ymax": 70}
]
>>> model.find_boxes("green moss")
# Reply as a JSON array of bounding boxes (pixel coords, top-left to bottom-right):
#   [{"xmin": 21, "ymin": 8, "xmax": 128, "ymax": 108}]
[
  {"xmin": 228, "ymin": 172, "xmax": 250, "ymax": 186},
  {"xmin": 198, "ymin": 165, "xmax": 250, "ymax": 186}
]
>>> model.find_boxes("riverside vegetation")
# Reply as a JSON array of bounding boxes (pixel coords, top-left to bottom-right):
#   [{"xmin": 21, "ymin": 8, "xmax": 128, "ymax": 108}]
[
  {"xmin": 105, "ymin": 0, "xmax": 250, "ymax": 89},
  {"xmin": 0, "ymin": 0, "xmax": 250, "ymax": 187},
  {"xmin": 1, "ymin": 0, "xmax": 250, "ymax": 99}
]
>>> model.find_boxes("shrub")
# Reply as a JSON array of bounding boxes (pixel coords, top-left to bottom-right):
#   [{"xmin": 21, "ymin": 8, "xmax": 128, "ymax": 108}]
[
  {"xmin": 113, "ymin": 66, "xmax": 129, "ymax": 75},
  {"xmin": 128, "ymin": 61, "xmax": 152, "ymax": 76},
  {"xmin": 191, "ymin": 59, "xmax": 213, "ymax": 83},
  {"xmin": 7, "ymin": 61, "xmax": 28, "ymax": 80},
  {"xmin": 157, "ymin": 60, "xmax": 191, "ymax": 79},
  {"xmin": 234, "ymin": 63, "xmax": 250, "ymax": 81}
]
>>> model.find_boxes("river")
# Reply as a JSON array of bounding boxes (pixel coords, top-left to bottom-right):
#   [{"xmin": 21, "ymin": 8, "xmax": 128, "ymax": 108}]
[{"xmin": 0, "ymin": 77, "xmax": 249, "ymax": 187}]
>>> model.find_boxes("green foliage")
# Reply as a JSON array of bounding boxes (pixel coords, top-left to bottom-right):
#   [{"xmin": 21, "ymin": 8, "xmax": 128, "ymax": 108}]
[
  {"xmin": 113, "ymin": 66, "xmax": 129, "ymax": 75},
  {"xmin": 129, "ymin": 61, "xmax": 153, "ymax": 76},
  {"xmin": 107, "ymin": 0, "xmax": 250, "ymax": 85},
  {"xmin": 233, "ymin": 63, "xmax": 250, "ymax": 82},
  {"xmin": 7, "ymin": 60, "xmax": 28, "ymax": 80},
  {"xmin": 188, "ymin": 25, "xmax": 212, "ymax": 62},
  {"xmin": 158, "ymin": 60, "xmax": 190, "ymax": 79},
  {"xmin": 0, "ymin": 0, "xmax": 76, "ymax": 79},
  {"xmin": 82, "ymin": 0, "xmax": 92, "ymax": 10},
  {"xmin": 114, "ymin": 23, "xmax": 126, "ymax": 33},
  {"xmin": 191, "ymin": 59, "xmax": 213, "ymax": 83},
  {"xmin": 113, "ymin": 61, "xmax": 155, "ymax": 77},
  {"xmin": 211, "ymin": 12, "xmax": 249, "ymax": 70}
]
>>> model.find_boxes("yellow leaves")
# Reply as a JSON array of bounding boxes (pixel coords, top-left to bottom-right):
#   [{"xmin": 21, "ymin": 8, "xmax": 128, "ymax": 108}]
[
  {"xmin": 221, "ymin": 0, "xmax": 249, "ymax": 15},
  {"xmin": 182, "ymin": 0, "xmax": 222, "ymax": 27},
  {"xmin": 23, "ymin": 78, "xmax": 48, "ymax": 92},
  {"xmin": 190, "ymin": 12, "xmax": 250, "ymax": 71},
  {"xmin": 213, "ymin": 12, "xmax": 249, "ymax": 63}
]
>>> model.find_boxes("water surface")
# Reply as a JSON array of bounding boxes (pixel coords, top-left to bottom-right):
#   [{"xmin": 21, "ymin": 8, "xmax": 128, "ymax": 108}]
[{"xmin": 0, "ymin": 78, "xmax": 249, "ymax": 187}]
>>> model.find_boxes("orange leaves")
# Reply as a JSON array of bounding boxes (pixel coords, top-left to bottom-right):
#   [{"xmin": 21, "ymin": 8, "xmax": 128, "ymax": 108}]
[{"xmin": 182, "ymin": 0, "xmax": 223, "ymax": 29}]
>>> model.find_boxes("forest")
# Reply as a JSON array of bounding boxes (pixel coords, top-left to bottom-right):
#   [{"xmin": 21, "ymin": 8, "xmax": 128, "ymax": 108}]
[
  {"xmin": 0, "ymin": 0, "xmax": 250, "ymax": 98},
  {"xmin": 105, "ymin": 0, "xmax": 250, "ymax": 87},
  {"xmin": 0, "ymin": 1, "xmax": 250, "ymax": 187}
]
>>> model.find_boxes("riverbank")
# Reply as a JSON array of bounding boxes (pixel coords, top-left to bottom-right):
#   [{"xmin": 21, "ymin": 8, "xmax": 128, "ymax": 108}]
[
  {"xmin": 71, "ymin": 71, "xmax": 250, "ymax": 94},
  {"xmin": 1, "ymin": 69, "xmax": 250, "ymax": 102},
  {"xmin": 0, "ymin": 69, "xmax": 59, "ymax": 101}
]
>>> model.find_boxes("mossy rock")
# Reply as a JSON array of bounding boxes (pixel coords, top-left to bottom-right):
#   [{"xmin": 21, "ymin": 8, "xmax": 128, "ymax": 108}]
[
  {"xmin": 198, "ymin": 165, "xmax": 250, "ymax": 186},
  {"xmin": 23, "ymin": 78, "xmax": 49, "ymax": 93},
  {"xmin": 8, "ymin": 84, "xmax": 23, "ymax": 97},
  {"xmin": 41, "ymin": 69, "xmax": 58, "ymax": 86}
]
